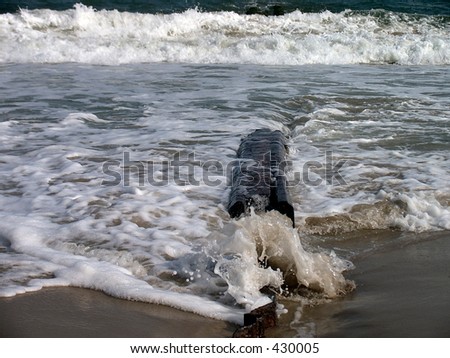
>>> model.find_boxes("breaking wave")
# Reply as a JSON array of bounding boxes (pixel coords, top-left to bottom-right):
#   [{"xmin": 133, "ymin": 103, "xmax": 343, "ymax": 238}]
[{"xmin": 1, "ymin": 4, "xmax": 449, "ymax": 65}]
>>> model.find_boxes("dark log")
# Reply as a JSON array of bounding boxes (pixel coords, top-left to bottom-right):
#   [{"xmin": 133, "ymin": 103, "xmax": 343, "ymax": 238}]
[{"xmin": 228, "ymin": 129, "xmax": 295, "ymax": 227}]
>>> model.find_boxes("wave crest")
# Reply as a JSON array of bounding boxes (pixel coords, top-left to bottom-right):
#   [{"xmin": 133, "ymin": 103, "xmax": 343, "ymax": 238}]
[{"xmin": 1, "ymin": 5, "xmax": 448, "ymax": 65}]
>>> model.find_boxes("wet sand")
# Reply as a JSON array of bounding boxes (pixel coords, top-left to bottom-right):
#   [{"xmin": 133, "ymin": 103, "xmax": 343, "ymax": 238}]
[
  {"xmin": 1, "ymin": 230, "xmax": 449, "ymax": 338},
  {"xmin": 271, "ymin": 230, "xmax": 450, "ymax": 338},
  {"xmin": 0, "ymin": 287, "xmax": 238, "ymax": 338}
]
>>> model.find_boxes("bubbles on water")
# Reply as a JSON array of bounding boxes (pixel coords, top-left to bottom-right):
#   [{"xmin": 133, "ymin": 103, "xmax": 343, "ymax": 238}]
[
  {"xmin": 302, "ymin": 191, "xmax": 450, "ymax": 234},
  {"xmin": 50, "ymin": 241, "xmax": 148, "ymax": 278}
]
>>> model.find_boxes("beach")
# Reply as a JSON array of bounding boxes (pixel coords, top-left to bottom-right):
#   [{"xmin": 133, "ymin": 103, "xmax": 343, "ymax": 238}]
[
  {"xmin": 2, "ymin": 230, "xmax": 449, "ymax": 338},
  {"xmin": 1, "ymin": 0, "xmax": 449, "ymax": 340}
]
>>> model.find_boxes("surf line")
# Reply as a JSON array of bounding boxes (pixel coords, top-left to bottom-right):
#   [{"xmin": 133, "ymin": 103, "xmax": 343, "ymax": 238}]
[{"xmin": 227, "ymin": 128, "xmax": 294, "ymax": 337}]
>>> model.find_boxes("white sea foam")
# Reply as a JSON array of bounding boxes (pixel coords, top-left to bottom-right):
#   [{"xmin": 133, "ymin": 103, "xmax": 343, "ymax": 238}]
[
  {"xmin": 0, "ymin": 4, "xmax": 449, "ymax": 65},
  {"xmin": 0, "ymin": 215, "xmax": 244, "ymax": 323},
  {"xmin": 211, "ymin": 210, "xmax": 354, "ymax": 310}
]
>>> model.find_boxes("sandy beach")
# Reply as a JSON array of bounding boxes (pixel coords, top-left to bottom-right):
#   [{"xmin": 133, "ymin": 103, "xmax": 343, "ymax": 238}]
[{"xmin": 1, "ymin": 230, "xmax": 449, "ymax": 338}]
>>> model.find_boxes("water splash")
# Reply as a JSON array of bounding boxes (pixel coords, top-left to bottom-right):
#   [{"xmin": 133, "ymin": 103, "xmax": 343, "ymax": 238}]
[{"xmin": 210, "ymin": 210, "xmax": 354, "ymax": 311}]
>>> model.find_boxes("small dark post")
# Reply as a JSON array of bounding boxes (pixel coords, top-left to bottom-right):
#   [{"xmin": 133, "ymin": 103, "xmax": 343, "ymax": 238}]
[
  {"xmin": 232, "ymin": 301, "xmax": 277, "ymax": 338},
  {"xmin": 227, "ymin": 129, "xmax": 295, "ymax": 227}
]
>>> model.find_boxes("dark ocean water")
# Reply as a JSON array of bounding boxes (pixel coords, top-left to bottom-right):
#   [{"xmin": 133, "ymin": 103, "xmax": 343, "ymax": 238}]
[{"xmin": 1, "ymin": 0, "xmax": 450, "ymax": 15}]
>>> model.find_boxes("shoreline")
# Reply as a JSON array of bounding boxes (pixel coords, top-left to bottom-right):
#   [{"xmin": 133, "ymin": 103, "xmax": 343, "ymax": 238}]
[
  {"xmin": 1, "ymin": 230, "xmax": 449, "ymax": 338},
  {"xmin": 0, "ymin": 287, "xmax": 238, "ymax": 338}
]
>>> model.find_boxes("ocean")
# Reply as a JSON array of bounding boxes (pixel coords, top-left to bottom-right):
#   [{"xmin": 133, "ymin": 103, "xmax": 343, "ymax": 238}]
[{"xmin": 0, "ymin": 1, "xmax": 449, "ymax": 333}]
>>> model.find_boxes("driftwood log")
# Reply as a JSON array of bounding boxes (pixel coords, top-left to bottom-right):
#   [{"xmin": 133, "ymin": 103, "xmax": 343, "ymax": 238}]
[{"xmin": 228, "ymin": 128, "xmax": 295, "ymax": 227}]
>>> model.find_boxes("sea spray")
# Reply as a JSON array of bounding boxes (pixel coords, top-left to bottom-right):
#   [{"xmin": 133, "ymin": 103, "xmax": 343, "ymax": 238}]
[{"xmin": 211, "ymin": 210, "xmax": 354, "ymax": 311}]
